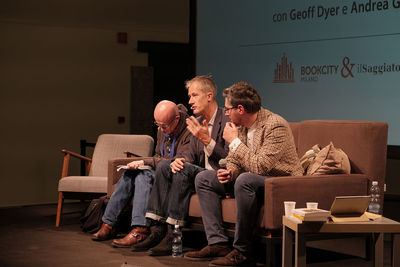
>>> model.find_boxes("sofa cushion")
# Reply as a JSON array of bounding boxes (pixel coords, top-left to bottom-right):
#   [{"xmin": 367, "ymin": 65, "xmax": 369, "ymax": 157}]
[
  {"xmin": 307, "ymin": 142, "xmax": 351, "ymax": 175},
  {"xmin": 299, "ymin": 144, "xmax": 321, "ymax": 173},
  {"xmin": 188, "ymin": 194, "xmax": 202, "ymax": 217},
  {"xmin": 188, "ymin": 195, "xmax": 238, "ymax": 224}
]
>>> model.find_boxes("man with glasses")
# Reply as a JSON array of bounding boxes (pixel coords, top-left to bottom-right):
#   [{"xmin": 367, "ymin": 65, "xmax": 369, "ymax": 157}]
[
  {"xmin": 184, "ymin": 82, "xmax": 302, "ymax": 266},
  {"xmin": 92, "ymin": 100, "xmax": 191, "ymax": 249},
  {"xmin": 134, "ymin": 75, "xmax": 230, "ymax": 256}
]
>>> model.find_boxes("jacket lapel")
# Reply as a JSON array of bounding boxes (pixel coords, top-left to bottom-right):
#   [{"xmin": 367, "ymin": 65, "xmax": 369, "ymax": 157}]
[{"xmin": 210, "ymin": 107, "xmax": 223, "ymax": 141}]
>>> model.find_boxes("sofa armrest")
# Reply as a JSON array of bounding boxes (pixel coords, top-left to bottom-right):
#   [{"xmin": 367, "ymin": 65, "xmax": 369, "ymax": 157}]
[
  {"xmin": 107, "ymin": 158, "xmax": 137, "ymax": 196},
  {"xmin": 107, "ymin": 157, "xmax": 155, "ymax": 196},
  {"xmin": 264, "ymin": 174, "xmax": 369, "ymax": 230}
]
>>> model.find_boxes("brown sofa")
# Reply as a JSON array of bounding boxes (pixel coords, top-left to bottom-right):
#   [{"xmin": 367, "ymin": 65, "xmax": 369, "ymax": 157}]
[{"xmin": 108, "ymin": 120, "xmax": 388, "ymax": 239}]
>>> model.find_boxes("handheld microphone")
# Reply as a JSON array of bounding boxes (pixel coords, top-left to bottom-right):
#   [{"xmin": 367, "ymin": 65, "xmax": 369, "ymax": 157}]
[
  {"xmin": 218, "ymin": 158, "xmax": 231, "ymax": 198},
  {"xmin": 218, "ymin": 158, "xmax": 227, "ymax": 169}
]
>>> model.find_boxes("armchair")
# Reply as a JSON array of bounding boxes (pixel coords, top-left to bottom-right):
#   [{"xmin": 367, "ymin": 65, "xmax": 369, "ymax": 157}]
[{"xmin": 56, "ymin": 134, "xmax": 154, "ymax": 227}]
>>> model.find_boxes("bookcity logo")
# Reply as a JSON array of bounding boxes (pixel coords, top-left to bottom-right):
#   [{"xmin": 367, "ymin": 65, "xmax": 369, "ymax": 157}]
[
  {"xmin": 300, "ymin": 56, "xmax": 354, "ymax": 81},
  {"xmin": 273, "ymin": 53, "xmax": 295, "ymax": 83},
  {"xmin": 275, "ymin": 55, "xmax": 400, "ymax": 83},
  {"xmin": 300, "ymin": 56, "xmax": 400, "ymax": 82},
  {"xmin": 299, "ymin": 56, "xmax": 361, "ymax": 81},
  {"xmin": 300, "ymin": 61, "xmax": 339, "ymax": 82}
]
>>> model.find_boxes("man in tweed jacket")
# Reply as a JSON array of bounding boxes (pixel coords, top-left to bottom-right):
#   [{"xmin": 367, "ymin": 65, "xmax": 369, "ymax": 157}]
[{"xmin": 185, "ymin": 82, "xmax": 302, "ymax": 266}]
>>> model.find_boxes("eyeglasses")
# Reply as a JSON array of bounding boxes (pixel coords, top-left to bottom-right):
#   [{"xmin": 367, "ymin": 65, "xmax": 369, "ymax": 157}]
[
  {"xmin": 154, "ymin": 118, "xmax": 177, "ymax": 129},
  {"xmin": 223, "ymin": 106, "xmax": 238, "ymax": 113}
]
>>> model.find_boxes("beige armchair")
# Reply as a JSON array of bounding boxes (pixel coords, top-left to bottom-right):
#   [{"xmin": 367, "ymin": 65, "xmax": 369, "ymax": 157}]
[{"xmin": 56, "ymin": 134, "xmax": 154, "ymax": 227}]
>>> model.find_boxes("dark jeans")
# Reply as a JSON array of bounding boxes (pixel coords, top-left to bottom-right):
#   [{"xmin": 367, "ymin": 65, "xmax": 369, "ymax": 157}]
[
  {"xmin": 102, "ymin": 169, "xmax": 154, "ymax": 227},
  {"xmin": 146, "ymin": 160, "xmax": 204, "ymax": 227},
  {"xmin": 195, "ymin": 170, "xmax": 268, "ymax": 253}
]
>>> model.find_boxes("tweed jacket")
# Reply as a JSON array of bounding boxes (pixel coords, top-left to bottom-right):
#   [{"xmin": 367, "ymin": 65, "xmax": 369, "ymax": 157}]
[
  {"xmin": 226, "ymin": 108, "xmax": 303, "ymax": 179},
  {"xmin": 142, "ymin": 104, "xmax": 192, "ymax": 168},
  {"xmin": 183, "ymin": 107, "xmax": 230, "ymax": 170}
]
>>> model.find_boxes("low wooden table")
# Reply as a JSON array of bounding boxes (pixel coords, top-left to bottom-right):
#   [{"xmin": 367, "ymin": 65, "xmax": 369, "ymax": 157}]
[{"xmin": 282, "ymin": 216, "xmax": 400, "ymax": 267}]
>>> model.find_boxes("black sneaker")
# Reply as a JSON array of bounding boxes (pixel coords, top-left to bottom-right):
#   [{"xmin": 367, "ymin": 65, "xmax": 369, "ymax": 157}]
[{"xmin": 131, "ymin": 224, "xmax": 167, "ymax": 252}]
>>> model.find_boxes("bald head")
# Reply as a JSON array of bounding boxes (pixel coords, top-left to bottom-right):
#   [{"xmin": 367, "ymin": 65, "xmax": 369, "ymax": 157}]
[{"xmin": 154, "ymin": 100, "xmax": 180, "ymax": 135}]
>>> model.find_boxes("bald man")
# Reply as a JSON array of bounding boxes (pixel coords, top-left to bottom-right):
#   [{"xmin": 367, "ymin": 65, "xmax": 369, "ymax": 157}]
[{"xmin": 92, "ymin": 100, "xmax": 192, "ymax": 248}]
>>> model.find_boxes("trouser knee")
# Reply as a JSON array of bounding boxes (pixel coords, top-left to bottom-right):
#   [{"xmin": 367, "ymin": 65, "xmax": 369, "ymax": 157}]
[
  {"xmin": 234, "ymin": 173, "xmax": 254, "ymax": 194},
  {"xmin": 155, "ymin": 160, "xmax": 172, "ymax": 177},
  {"xmin": 194, "ymin": 170, "xmax": 215, "ymax": 189},
  {"xmin": 135, "ymin": 170, "xmax": 154, "ymax": 185}
]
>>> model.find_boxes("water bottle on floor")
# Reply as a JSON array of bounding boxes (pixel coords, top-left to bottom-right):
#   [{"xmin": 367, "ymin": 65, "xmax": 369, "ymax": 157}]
[
  {"xmin": 172, "ymin": 225, "xmax": 183, "ymax": 257},
  {"xmin": 368, "ymin": 181, "xmax": 381, "ymax": 214}
]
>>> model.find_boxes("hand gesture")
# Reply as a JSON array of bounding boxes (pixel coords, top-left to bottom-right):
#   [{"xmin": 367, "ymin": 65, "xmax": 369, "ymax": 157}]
[
  {"xmin": 217, "ymin": 168, "xmax": 232, "ymax": 184},
  {"xmin": 186, "ymin": 116, "xmax": 212, "ymax": 145},
  {"xmin": 223, "ymin": 122, "xmax": 238, "ymax": 143},
  {"xmin": 170, "ymin": 157, "xmax": 186, "ymax": 174},
  {"xmin": 127, "ymin": 160, "xmax": 144, "ymax": 169}
]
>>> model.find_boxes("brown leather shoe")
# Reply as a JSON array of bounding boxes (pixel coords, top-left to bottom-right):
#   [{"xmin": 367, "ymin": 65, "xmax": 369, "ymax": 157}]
[
  {"xmin": 112, "ymin": 226, "xmax": 150, "ymax": 248},
  {"xmin": 92, "ymin": 223, "xmax": 117, "ymax": 241},
  {"xmin": 184, "ymin": 243, "xmax": 231, "ymax": 261},
  {"xmin": 209, "ymin": 249, "xmax": 256, "ymax": 266}
]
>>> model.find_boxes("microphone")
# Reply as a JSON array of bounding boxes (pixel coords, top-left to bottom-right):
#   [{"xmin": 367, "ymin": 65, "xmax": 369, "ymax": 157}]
[
  {"xmin": 218, "ymin": 158, "xmax": 227, "ymax": 169},
  {"xmin": 218, "ymin": 158, "xmax": 231, "ymax": 198}
]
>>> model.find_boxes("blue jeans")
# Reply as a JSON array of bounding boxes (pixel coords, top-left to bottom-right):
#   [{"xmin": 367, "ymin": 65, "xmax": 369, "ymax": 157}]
[
  {"xmin": 102, "ymin": 169, "xmax": 154, "ymax": 227},
  {"xmin": 195, "ymin": 170, "xmax": 268, "ymax": 253},
  {"xmin": 145, "ymin": 160, "xmax": 204, "ymax": 227}
]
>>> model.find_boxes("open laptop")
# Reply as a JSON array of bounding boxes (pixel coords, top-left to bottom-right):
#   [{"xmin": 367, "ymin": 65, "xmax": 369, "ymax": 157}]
[{"xmin": 329, "ymin": 195, "xmax": 371, "ymax": 222}]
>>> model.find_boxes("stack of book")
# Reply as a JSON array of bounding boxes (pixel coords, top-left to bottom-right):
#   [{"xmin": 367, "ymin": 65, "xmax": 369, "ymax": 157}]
[{"xmin": 292, "ymin": 208, "xmax": 331, "ymax": 222}]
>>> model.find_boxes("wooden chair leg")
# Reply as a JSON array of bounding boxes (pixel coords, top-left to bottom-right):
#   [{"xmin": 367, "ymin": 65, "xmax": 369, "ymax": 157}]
[{"xmin": 56, "ymin": 192, "xmax": 64, "ymax": 227}]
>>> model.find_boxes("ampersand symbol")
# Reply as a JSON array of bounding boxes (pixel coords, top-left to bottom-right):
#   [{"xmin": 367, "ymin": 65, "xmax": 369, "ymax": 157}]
[{"xmin": 341, "ymin": 56, "xmax": 355, "ymax": 78}]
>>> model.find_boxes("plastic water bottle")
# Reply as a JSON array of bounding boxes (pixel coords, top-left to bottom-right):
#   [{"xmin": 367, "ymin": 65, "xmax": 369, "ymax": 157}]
[
  {"xmin": 171, "ymin": 225, "xmax": 183, "ymax": 257},
  {"xmin": 368, "ymin": 181, "xmax": 381, "ymax": 214}
]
